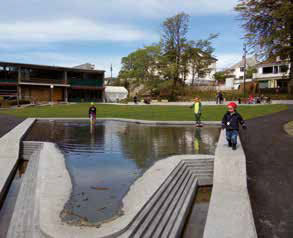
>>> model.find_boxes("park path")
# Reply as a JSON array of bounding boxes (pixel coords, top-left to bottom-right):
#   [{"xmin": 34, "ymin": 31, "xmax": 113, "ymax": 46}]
[
  {"xmin": 240, "ymin": 105, "xmax": 293, "ymax": 238},
  {"xmin": 0, "ymin": 115, "xmax": 25, "ymax": 138}
]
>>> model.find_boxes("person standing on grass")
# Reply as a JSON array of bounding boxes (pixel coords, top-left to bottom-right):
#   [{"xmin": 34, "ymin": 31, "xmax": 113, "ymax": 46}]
[
  {"xmin": 222, "ymin": 102, "xmax": 247, "ymax": 150},
  {"xmin": 88, "ymin": 102, "xmax": 96, "ymax": 125},
  {"xmin": 190, "ymin": 97, "xmax": 203, "ymax": 127}
]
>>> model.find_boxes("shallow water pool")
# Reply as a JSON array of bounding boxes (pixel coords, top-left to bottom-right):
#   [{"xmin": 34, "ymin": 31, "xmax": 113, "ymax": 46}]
[{"xmin": 24, "ymin": 120, "xmax": 220, "ymax": 225}]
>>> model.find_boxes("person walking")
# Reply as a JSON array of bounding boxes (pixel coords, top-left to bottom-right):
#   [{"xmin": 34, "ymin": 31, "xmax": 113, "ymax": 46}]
[
  {"xmin": 190, "ymin": 97, "xmax": 203, "ymax": 127},
  {"xmin": 216, "ymin": 91, "xmax": 224, "ymax": 104},
  {"xmin": 222, "ymin": 102, "xmax": 247, "ymax": 150},
  {"xmin": 88, "ymin": 102, "xmax": 96, "ymax": 125}
]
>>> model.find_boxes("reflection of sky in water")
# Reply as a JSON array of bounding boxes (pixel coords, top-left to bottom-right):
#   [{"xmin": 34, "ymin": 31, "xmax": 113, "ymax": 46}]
[{"xmin": 24, "ymin": 121, "xmax": 220, "ymax": 224}]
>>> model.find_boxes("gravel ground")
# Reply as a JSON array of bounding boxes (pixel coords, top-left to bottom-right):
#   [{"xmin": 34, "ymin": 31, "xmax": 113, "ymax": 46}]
[{"xmin": 240, "ymin": 105, "xmax": 293, "ymax": 238}]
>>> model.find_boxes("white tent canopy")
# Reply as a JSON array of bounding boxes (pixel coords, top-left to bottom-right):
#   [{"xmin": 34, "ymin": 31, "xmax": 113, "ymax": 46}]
[{"xmin": 104, "ymin": 86, "xmax": 128, "ymax": 102}]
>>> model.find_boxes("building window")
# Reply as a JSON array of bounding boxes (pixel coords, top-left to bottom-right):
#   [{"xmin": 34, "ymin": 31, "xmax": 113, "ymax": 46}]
[
  {"xmin": 280, "ymin": 65, "xmax": 288, "ymax": 73},
  {"xmin": 240, "ymin": 67, "xmax": 245, "ymax": 72},
  {"xmin": 273, "ymin": 66, "xmax": 279, "ymax": 74},
  {"xmin": 263, "ymin": 67, "xmax": 273, "ymax": 74}
]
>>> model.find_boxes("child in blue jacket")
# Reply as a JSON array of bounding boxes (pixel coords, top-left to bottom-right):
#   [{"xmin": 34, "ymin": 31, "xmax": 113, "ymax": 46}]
[{"xmin": 222, "ymin": 102, "xmax": 247, "ymax": 150}]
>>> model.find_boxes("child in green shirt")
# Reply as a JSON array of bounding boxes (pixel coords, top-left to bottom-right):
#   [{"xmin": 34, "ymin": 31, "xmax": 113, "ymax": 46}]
[{"xmin": 190, "ymin": 97, "xmax": 203, "ymax": 127}]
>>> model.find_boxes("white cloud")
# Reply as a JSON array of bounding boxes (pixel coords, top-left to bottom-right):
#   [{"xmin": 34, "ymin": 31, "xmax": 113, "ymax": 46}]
[
  {"xmin": 216, "ymin": 53, "xmax": 243, "ymax": 70},
  {"xmin": 0, "ymin": 18, "xmax": 158, "ymax": 44}
]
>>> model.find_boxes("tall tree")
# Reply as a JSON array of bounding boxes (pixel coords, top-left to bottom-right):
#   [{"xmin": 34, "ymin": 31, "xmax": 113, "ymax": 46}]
[
  {"xmin": 185, "ymin": 34, "xmax": 218, "ymax": 85},
  {"xmin": 119, "ymin": 44, "xmax": 160, "ymax": 81},
  {"xmin": 161, "ymin": 12, "xmax": 190, "ymax": 85},
  {"xmin": 235, "ymin": 0, "xmax": 293, "ymax": 94}
]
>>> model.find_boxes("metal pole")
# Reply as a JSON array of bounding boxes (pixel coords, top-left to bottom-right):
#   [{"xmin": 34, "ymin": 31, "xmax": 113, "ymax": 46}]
[
  {"xmin": 17, "ymin": 67, "xmax": 21, "ymax": 107},
  {"xmin": 110, "ymin": 63, "xmax": 113, "ymax": 81},
  {"xmin": 243, "ymin": 44, "xmax": 247, "ymax": 98}
]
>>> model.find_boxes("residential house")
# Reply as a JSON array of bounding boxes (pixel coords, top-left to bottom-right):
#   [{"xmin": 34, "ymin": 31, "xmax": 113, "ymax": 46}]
[
  {"xmin": 253, "ymin": 59, "xmax": 290, "ymax": 88},
  {"xmin": 184, "ymin": 57, "xmax": 217, "ymax": 85}
]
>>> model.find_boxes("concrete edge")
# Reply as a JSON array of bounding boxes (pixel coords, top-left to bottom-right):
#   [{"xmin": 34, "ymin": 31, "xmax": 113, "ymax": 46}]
[
  {"xmin": 36, "ymin": 141, "xmax": 214, "ymax": 238},
  {"xmin": 34, "ymin": 117, "xmax": 221, "ymax": 126},
  {"xmin": 203, "ymin": 129, "xmax": 258, "ymax": 238},
  {"xmin": 0, "ymin": 118, "xmax": 35, "ymax": 205},
  {"xmin": 283, "ymin": 121, "xmax": 293, "ymax": 136}
]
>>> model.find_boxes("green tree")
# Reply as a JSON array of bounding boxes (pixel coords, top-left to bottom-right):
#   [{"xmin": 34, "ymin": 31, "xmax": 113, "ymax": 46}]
[
  {"xmin": 161, "ymin": 12, "xmax": 190, "ymax": 86},
  {"xmin": 119, "ymin": 44, "xmax": 161, "ymax": 81},
  {"xmin": 185, "ymin": 34, "xmax": 218, "ymax": 85},
  {"xmin": 235, "ymin": 0, "xmax": 293, "ymax": 94}
]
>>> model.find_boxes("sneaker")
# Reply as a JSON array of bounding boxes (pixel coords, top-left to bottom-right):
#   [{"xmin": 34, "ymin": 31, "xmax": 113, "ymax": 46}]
[
  {"xmin": 232, "ymin": 143, "xmax": 237, "ymax": 150},
  {"xmin": 228, "ymin": 140, "xmax": 232, "ymax": 147}
]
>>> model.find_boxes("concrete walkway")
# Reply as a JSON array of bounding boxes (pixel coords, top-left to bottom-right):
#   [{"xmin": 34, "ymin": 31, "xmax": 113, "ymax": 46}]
[
  {"xmin": 123, "ymin": 100, "xmax": 293, "ymax": 106},
  {"xmin": 240, "ymin": 105, "xmax": 293, "ymax": 238}
]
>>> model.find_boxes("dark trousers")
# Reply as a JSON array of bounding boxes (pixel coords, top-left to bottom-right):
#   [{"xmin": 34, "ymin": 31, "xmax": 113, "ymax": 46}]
[
  {"xmin": 194, "ymin": 113, "xmax": 201, "ymax": 124},
  {"xmin": 226, "ymin": 130, "xmax": 238, "ymax": 144}
]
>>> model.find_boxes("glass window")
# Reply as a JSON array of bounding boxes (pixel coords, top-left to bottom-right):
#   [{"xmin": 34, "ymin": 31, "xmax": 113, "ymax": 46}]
[
  {"xmin": 280, "ymin": 65, "xmax": 289, "ymax": 73},
  {"xmin": 273, "ymin": 66, "xmax": 279, "ymax": 74},
  {"xmin": 263, "ymin": 67, "xmax": 273, "ymax": 74}
]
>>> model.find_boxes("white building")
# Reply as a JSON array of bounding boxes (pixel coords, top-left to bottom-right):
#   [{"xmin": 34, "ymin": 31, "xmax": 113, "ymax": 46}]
[
  {"xmin": 226, "ymin": 56, "xmax": 258, "ymax": 80},
  {"xmin": 184, "ymin": 58, "xmax": 217, "ymax": 85},
  {"xmin": 253, "ymin": 59, "xmax": 290, "ymax": 88}
]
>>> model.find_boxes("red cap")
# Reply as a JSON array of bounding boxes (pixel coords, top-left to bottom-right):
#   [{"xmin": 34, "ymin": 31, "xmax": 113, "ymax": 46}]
[{"xmin": 227, "ymin": 102, "xmax": 237, "ymax": 108}]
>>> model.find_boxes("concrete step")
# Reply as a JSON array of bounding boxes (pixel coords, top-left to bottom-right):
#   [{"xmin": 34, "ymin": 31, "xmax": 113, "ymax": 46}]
[
  {"xmin": 124, "ymin": 162, "xmax": 189, "ymax": 237},
  {"xmin": 134, "ymin": 170, "xmax": 193, "ymax": 238},
  {"xmin": 6, "ymin": 149, "xmax": 41, "ymax": 238},
  {"xmin": 20, "ymin": 141, "xmax": 43, "ymax": 161},
  {"xmin": 151, "ymin": 174, "xmax": 196, "ymax": 238},
  {"xmin": 122, "ymin": 161, "xmax": 202, "ymax": 238},
  {"xmin": 164, "ymin": 175, "xmax": 198, "ymax": 238}
]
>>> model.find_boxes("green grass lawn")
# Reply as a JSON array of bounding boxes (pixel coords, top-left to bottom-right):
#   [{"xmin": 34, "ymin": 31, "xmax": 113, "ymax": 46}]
[{"xmin": 0, "ymin": 103, "xmax": 288, "ymax": 121}]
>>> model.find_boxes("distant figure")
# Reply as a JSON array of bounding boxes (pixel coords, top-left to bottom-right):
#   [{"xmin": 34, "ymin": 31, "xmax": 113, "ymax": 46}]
[
  {"xmin": 248, "ymin": 94, "xmax": 254, "ymax": 104},
  {"xmin": 144, "ymin": 97, "xmax": 150, "ymax": 104},
  {"xmin": 190, "ymin": 97, "xmax": 203, "ymax": 127},
  {"xmin": 133, "ymin": 95, "xmax": 138, "ymax": 104},
  {"xmin": 222, "ymin": 102, "xmax": 247, "ymax": 150},
  {"xmin": 267, "ymin": 96, "xmax": 271, "ymax": 104},
  {"xmin": 88, "ymin": 102, "xmax": 96, "ymax": 125},
  {"xmin": 216, "ymin": 91, "xmax": 224, "ymax": 104},
  {"xmin": 260, "ymin": 94, "xmax": 264, "ymax": 103},
  {"xmin": 238, "ymin": 98, "xmax": 242, "ymax": 104}
]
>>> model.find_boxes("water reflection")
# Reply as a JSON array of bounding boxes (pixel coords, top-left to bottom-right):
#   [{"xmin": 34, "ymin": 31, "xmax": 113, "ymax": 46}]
[{"xmin": 24, "ymin": 121, "xmax": 220, "ymax": 225}]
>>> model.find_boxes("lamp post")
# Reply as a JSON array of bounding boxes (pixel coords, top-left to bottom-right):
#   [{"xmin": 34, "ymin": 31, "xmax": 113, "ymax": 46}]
[
  {"xmin": 50, "ymin": 85, "xmax": 54, "ymax": 105},
  {"xmin": 243, "ymin": 43, "xmax": 248, "ymax": 99}
]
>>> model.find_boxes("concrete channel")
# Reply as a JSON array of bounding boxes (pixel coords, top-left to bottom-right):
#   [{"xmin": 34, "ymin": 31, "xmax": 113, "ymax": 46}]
[{"xmin": 0, "ymin": 118, "xmax": 257, "ymax": 238}]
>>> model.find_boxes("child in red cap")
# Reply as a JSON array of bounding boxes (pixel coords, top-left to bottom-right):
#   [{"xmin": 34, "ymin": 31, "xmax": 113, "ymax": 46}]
[{"xmin": 222, "ymin": 102, "xmax": 247, "ymax": 150}]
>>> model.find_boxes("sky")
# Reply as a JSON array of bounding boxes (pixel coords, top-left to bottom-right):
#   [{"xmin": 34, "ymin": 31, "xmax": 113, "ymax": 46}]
[{"xmin": 0, "ymin": 0, "xmax": 246, "ymax": 77}]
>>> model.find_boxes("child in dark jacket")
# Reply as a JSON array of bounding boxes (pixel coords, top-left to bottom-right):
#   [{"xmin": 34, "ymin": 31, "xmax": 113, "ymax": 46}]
[{"xmin": 222, "ymin": 102, "xmax": 247, "ymax": 150}]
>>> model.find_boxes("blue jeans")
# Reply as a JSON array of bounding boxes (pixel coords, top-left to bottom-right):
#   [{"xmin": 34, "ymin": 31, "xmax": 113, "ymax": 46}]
[{"xmin": 226, "ymin": 130, "xmax": 238, "ymax": 144}]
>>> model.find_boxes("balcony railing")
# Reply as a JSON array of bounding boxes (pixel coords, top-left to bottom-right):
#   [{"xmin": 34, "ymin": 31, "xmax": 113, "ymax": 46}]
[
  {"xmin": 253, "ymin": 72, "xmax": 289, "ymax": 79},
  {"xmin": 20, "ymin": 77, "xmax": 67, "ymax": 85}
]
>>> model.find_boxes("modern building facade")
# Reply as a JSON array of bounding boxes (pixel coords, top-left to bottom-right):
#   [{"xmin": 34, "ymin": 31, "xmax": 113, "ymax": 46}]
[
  {"xmin": 253, "ymin": 60, "xmax": 290, "ymax": 88},
  {"xmin": 0, "ymin": 62, "xmax": 105, "ymax": 103}
]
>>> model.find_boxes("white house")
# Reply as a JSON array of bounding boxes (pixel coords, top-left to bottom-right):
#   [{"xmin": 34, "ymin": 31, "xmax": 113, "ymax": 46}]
[
  {"xmin": 253, "ymin": 59, "xmax": 290, "ymax": 88},
  {"xmin": 184, "ymin": 58, "xmax": 217, "ymax": 85},
  {"xmin": 226, "ymin": 56, "xmax": 258, "ymax": 80}
]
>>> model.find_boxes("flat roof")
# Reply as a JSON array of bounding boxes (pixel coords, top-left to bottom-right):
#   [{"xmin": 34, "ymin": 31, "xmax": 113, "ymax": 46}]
[{"xmin": 0, "ymin": 61, "xmax": 105, "ymax": 74}]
